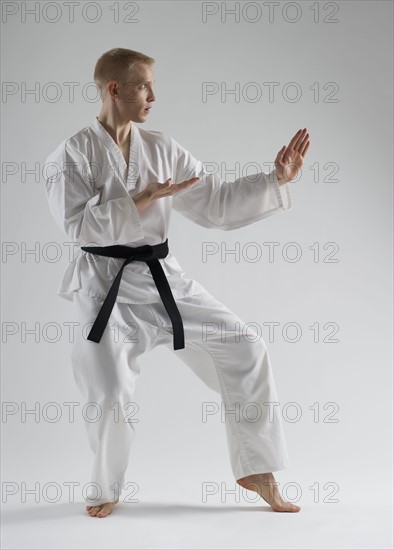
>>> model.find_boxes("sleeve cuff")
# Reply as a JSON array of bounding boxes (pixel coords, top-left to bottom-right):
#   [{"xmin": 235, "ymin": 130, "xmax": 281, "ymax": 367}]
[{"xmin": 269, "ymin": 168, "xmax": 292, "ymax": 211}]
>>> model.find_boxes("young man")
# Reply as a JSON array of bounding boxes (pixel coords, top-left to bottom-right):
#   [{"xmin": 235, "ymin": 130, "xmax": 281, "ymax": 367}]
[{"xmin": 44, "ymin": 48, "xmax": 310, "ymax": 518}]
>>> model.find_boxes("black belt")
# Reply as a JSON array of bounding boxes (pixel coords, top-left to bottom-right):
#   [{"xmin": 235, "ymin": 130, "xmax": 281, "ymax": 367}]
[{"xmin": 80, "ymin": 239, "xmax": 185, "ymax": 350}]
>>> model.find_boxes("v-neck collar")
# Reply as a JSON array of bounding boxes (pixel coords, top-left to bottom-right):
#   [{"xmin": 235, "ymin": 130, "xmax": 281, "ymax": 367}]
[{"xmin": 91, "ymin": 116, "xmax": 140, "ymax": 189}]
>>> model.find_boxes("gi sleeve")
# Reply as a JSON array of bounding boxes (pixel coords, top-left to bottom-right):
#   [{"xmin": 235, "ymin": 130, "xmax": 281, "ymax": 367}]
[
  {"xmin": 44, "ymin": 142, "xmax": 144, "ymax": 246},
  {"xmin": 170, "ymin": 136, "xmax": 292, "ymax": 230}
]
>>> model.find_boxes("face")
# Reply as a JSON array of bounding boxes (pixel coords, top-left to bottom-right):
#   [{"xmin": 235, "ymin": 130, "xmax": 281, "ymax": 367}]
[{"xmin": 107, "ymin": 62, "xmax": 156, "ymax": 123}]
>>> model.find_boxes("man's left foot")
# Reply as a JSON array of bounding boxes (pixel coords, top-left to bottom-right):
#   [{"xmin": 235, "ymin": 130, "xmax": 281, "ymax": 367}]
[{"xmin": 237, "ymin": 472, "xmax": 301, "ymax": 512}]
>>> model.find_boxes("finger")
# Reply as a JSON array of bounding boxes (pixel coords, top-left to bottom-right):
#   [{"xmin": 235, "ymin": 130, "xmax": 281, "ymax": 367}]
[
  {"xmin": 156, "ymin": 179, "xmax": 171, "ymax": 189},
  {"xmin": 153, "ymin": 179, "xmax": 172, "ymax": 198},
  {"xmin": 297, "ymin": 131, "xmax": 309, "ymax": 150},
  {"xmin": 288, "ymin": 128, "xmax": 307, "ymax": 150},
  {"xmin": 156, "ymin": 177, "xmax": 199, "ymax": 198},
  {"xmin": 167, "ymin": 177, "xmax": 198, "ymax": 186},
  {"xmin": 275, "ymin": 146, "xmax": 286, "ymax": 163},
  {"xmin": 162, "ymin": 179, "xmax": 174, "ymax": 191},
  {"xmin": 294, "ymin": 129, "xmax": 309, "ymax": 151},
  {"xmin": 300, "ymin": 139, "xmax": 310, "ymax": 156},
  {"xmin": 174, "ymin": 177, "xmax": 200, "ymax": 190},
  {"xmin": 286, "ymin": 129, "xmax": 303, "ymax": 149}
]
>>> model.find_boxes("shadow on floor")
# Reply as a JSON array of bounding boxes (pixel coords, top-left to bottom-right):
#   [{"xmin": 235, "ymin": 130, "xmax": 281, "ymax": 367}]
[{"xmin": 2, "ymin": 500, "xmax": 271, "ymax": 523}]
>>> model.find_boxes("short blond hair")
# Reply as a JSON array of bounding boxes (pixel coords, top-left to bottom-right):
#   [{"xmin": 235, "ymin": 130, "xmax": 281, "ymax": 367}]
[{"xmin": 94, "ymin": 47, "xmax": 155, "ymax": 97}]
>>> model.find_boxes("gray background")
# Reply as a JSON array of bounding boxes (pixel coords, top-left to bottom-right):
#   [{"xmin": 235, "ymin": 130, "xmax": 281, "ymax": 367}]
[{"xmin": 1, "ymin": 1, "xmax": 392, "ymax": 548}]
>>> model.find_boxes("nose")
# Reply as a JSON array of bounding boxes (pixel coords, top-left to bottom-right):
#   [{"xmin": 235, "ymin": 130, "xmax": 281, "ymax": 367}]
[{"xmin": 148, "ymin": 87, "xmax": 155, "ymax": 102}]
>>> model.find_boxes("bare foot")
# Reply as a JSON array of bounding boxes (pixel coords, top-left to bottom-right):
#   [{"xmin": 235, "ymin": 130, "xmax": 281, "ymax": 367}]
[
  {"xmin": 237, "ymin": 473, "xmax": 301, "ymax": 512},
  {"xmin": 86, "ymin": 499, "xmax": 119, "ymax": 518}
]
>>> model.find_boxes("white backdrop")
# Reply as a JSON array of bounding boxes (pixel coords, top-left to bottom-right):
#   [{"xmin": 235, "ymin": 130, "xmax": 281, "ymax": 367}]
[{"xmin": 1, "ymin": 1, "xmax": 392, "ymax": 549}]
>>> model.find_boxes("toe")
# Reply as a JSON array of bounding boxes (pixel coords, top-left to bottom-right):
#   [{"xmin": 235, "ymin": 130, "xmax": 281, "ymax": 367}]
[
  {"xmin": 274, "ymin": 501, "xmax": 301, "ymax": 513},
  {"xmin": 97, "ymin": 504, "xmax": 112, "ymax": 518},
  {"xmin": 286, "ymin": 502, "xmax": 301, "ymax": 512}
]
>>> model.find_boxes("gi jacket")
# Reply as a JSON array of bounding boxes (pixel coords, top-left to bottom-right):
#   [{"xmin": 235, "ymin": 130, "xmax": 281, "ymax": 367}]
[{"xmin": 44, "ymin": 117, "xmax": 292, "ymax": 304}]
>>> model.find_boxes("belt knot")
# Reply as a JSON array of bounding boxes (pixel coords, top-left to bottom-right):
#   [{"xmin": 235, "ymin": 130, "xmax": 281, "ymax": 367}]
[{"xmin": 80, "ymin": 239, "xmax": 184, "ymax": 350}]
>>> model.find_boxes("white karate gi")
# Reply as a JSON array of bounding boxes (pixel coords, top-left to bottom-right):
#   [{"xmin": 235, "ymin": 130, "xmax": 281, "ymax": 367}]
[{"xmin": 44, "ymin": 117, "xmax": 292, "ymax": 505}]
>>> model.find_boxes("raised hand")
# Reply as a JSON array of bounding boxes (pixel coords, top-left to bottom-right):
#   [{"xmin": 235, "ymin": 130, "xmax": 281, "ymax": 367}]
[{"xmin": 275, "ymin": 128, "xmax": 311, "ymax": 185}]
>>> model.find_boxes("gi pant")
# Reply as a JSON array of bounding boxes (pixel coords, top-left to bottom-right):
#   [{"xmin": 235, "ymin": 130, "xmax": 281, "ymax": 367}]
[{"xmin": 71, "ymin": 288, "xmax": 290, "ymax": 506}]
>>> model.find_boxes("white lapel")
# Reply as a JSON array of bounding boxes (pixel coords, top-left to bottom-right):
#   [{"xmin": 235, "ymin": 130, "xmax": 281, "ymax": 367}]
[{"xmin": 90, "ymin": 117, "xmax": 140, "ymax": 190}]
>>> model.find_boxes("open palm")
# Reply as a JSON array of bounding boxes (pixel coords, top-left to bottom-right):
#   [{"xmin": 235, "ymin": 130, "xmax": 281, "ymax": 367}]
[{"xmin": 275, "ymin": 128, "xmax": 310, "ymax": 184}]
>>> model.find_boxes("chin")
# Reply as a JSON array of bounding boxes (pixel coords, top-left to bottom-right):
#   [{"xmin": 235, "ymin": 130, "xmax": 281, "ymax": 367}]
[
  {"xmin": 137, "ymin": 113, "xmax": 148, "ymax": 123},
  {"xmin": 130, "ymin": 117, "xmax": 141, "ymax": 124}
]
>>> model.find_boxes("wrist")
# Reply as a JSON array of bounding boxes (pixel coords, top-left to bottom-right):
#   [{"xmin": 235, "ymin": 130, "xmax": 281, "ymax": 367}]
[
  {"xmin": 276, "ymin": 171, "xmax": 284, "ymax": 186},
  {"xmin": 132, "ymin": 189, "xmax": 151, "ymax": 212},
  {"xmin": 276, "ymin": 170, "xmax": 288, "ymax": 186}
]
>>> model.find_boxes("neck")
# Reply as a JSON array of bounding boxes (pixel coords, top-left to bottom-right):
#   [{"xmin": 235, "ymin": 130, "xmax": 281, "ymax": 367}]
[{"xmin": 96, "ymin": 113, "xmax": 131, "ymax": 145}]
